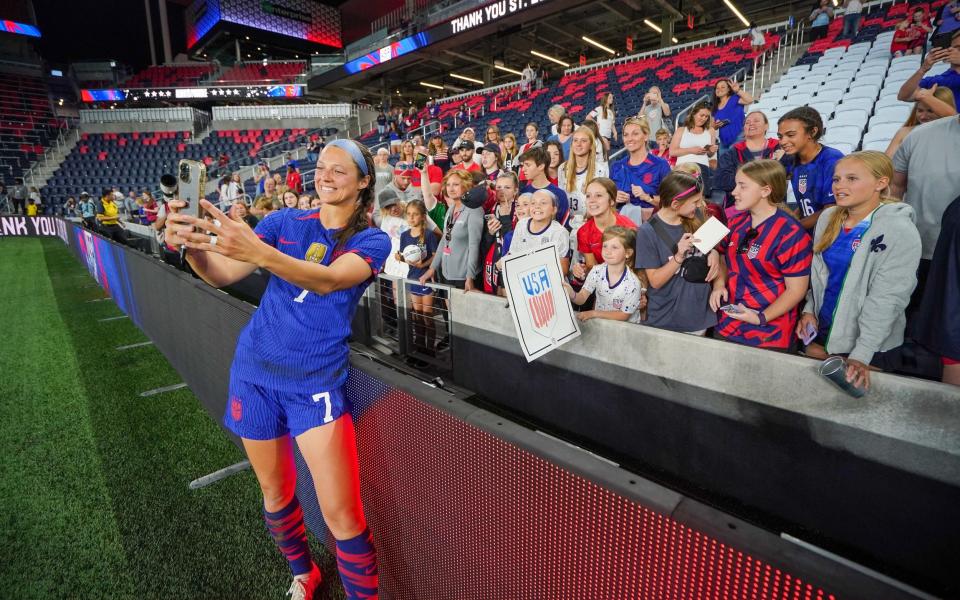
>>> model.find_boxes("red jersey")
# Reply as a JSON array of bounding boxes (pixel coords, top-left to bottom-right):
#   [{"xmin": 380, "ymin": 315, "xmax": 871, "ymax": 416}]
[
  {"xmin": 453, "ymin": 161, "xmax": 482, "ymax": 173},
  {"xmin": 411, "ymin": 164, "xmax": 443, "ymax": 189},
  {"xmin": 576, "ymin": 213, "xmax": 638, "ymax": 264},
  {"xmin": 286, "ymin": 171, "xmax": 302, "ymax": 194}
]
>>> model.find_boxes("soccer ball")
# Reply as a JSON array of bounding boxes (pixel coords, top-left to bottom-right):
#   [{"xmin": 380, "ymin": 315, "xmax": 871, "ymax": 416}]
[{"xmin": 402, "ymin": 244, "xmax": 423, "ymax": 263}]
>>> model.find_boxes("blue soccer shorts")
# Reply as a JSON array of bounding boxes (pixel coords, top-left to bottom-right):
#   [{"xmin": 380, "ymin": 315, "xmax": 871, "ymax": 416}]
[{"xmin": 224, "ymin": 377, "xmax": 351, "ymax": 440}]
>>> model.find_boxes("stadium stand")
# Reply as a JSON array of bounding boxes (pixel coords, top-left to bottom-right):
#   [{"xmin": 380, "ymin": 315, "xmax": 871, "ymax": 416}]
[
  {"xmin": 0, "ymin": 74, "xmax": 65, "ymax": 186},
  {"xmin": 41, "ymin": 128, "xmax": 320, "ymax": 201},
  {"xmin": 215, "ymin": 61, "xmax": 307, "ymax": 84},
  {"xmin": 358, "ymin": 31, "xmax": 780, "ymax": 151},
  {"xmin": 753, "ymin": 0, "xmax": 951, "ymax": 153},
  {"xmin": 120, "ymin": 63, "xmax": 218, "ymax": 88}
]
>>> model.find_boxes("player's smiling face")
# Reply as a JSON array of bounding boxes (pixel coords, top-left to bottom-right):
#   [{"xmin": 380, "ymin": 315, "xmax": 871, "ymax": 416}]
[
  {"xmin": 622, "ymin": 123, "xmax": 646, "ymax": 152},
  {"xmin": 315, "ymin": 146, "xmax": 365, "ymax": 206}
]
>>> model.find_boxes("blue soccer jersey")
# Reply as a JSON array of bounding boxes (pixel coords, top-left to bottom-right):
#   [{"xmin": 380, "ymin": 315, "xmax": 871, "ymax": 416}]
[
  {"xmin": 230, "ymin": 208, "xmax": 391, "ymax": 393},
  {"xmin": 610, "ymin": 153, "xmax": 671, "ymax": 209},
  {"xmin": 781, "ymin": 146, "xmax": 844, "ymax": 218}
]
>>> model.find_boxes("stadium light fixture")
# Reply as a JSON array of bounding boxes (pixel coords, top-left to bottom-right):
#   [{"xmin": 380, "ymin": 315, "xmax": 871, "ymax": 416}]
[
  {"xmin": 494, "ymin": 64, "xmax": 523, "ymax": 76},
  {"xmin": 420, "ymin": 81, "xmax": 444, "ymax": 90},
  {"xmin": 672, "ymin": 36, "xmax": 679, "ymax": 43},
  {"xmin": 722, "ymin": 0, "xmax": 751, "ymax": 27},
  {"xmin": 530, "ymin": 50, "xmax": 569, "ymax": 68},
  {"xmin": 582, "ymin": 36, "xmax": 616, "ymax": 55},
  {"xmin": 450, "ymin": 73, "xmax": 484, "ymax": 85},
  {"xmin": 643, "ymin": 19, "xmax": 662, "ymax": 34}
]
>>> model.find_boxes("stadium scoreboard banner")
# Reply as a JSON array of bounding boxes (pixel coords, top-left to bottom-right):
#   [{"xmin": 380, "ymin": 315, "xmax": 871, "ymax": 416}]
[
  {"xmin": 80, "ymin": 84, "xmax": 304, "ymax": 103},
  {"xmin": 186, "ymin": 0, "xmax": 341, "ymax": 49}
]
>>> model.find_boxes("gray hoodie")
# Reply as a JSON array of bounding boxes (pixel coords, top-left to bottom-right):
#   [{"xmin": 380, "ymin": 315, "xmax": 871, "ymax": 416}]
[{"xmin": 804, "ymin": 202, "xmax": 922, "ymax": 364}]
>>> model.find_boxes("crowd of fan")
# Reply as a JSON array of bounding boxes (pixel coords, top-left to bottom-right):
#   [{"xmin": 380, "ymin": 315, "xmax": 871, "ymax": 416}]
[
  {"xmin": 4, "ymin": 9, "xmax": 958, "ymax": 390},
  {"xmin": 341, "ymin": 27, "xmax": 959, "ymax": 389}
]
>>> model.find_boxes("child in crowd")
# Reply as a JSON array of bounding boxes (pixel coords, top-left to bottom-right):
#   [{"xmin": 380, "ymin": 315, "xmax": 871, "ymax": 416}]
[
  {"xmin": 26, "ymin": 198, "xmax": 37, "ymax": 216},
  {"xmin": 503, "ymin": 189, "xmax": 571, "ymax": 275},
  {"xmin": 519, "ymin": 146, "xmax": 570, "ymax": 226},
  {"xmin": 711, "ymin": 159, "xmax": 812, "ymax": 349},
  {"xmin": 298, "ymin": 194, "xmax": 312, "ymax": 210},
  {"xmin": 635, "ymin": 170, "xmax": 720, "ymax": 334},
  {"xmin": 798, "ymin": 151, "xmax": 922, "ymax": 390},
  {"xmin": 282, "ymin": 190, "xmax": 299, "ymax": 209},
  {"xmin": 565, "ymin": 226, "xmax": 646, "ymax": 323},
  {"xmin": 652, "ymin": 128, "xmax": 674, "ymax": 165},
  {"xmin": 397, "ymin": 200, "xmax": 440, "ymax": 356}
]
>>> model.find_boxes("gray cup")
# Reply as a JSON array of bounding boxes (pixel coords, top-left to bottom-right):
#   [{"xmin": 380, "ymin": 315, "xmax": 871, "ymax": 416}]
[{"xmin": 818, "ymin": 356, "xmax": 867, "ymax": 398}]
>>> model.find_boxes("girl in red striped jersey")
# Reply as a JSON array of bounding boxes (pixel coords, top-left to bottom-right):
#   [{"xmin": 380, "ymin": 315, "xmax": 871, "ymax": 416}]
[{"xmin": 710, "ymin": 159, "xmax": 812, "ymax": 349}]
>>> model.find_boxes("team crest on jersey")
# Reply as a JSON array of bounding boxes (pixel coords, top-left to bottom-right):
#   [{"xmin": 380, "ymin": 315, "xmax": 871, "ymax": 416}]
[
  {"xmin": 520, "ymin": 266, "xmax": 556, "ymax": 332},
  {"xmin": 797, "ymin": 175, "xmax": 808, "ymax": 194},
  {"xmin": 851, "ymin": 238, "xmax": 861, "ymax": 251},
  {"xmin": 305, "ymin": 242, "xmax": 328, "ymax": 263},
  {"xmin": 643, "ymin": 173, "xmax": 654, "ymax": 184},
  {"xmin": 747, "ymin": 243, "xmax": 761, "ymax": 259}
]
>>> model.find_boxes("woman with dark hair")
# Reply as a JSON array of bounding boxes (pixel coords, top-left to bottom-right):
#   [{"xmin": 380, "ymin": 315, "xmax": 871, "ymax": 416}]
[
  {"xmin": 712, "ymin": 78, "xmax": 754, "ymax": 152},
  {"xmin": 548, "ymin": 115, "xmax": 576, "ymax": 158},
  {"xmin": 588, "ymin": 92, "xmax": 618, "ymax": 150},
  {"xmin": 671, "ymin": 104, "xmax": 719, "ymax": 194},
  {"xmin": 776, "ymin": 106, "xmax": 845, "ymax": 230},
  {"xmin": 809, "ymin": 0, "xmax": 835, "ymax": 40},
  {"xmin": 428, "ymin": 135, "xmax": 449, "ymax": 172},
  {"xmin": 635, "ymin": 170, "xmax": 722, "ymax": 334},
  {"xmin": 165, "ymin": 139, "xmax": 390, "ymax": 600},
  {"xmin": 544, "ymin": 139, "xmax": 565, "ymax": 186}
]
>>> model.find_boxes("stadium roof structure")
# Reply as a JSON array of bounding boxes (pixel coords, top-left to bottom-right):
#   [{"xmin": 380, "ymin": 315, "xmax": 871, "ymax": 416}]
[{"xmin": 307, "ymin": 0, "xmax": 800, "ymax": 104}]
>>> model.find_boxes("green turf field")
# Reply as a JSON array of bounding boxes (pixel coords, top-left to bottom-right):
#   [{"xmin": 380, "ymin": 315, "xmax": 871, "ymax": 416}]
[{"xmin": 0, "ymin": 238, "xmax": 343, "ymax": 599}]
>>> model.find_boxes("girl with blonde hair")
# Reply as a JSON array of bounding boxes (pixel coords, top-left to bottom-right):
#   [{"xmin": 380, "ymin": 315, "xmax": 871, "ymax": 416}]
[
  {"xmin": 798, "ymin": 151, "xmax": 922, "ymax": 389},
  {"xmin": 610, "ymin": 116, "xmax": 671, "ymax": 225}
]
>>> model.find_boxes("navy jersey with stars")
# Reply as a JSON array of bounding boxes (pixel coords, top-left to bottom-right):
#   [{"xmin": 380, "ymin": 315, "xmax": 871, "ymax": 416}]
[
  {"xmin": 230, "ymin": 208, "xmax": 391, "ymax": 392},
  {"xmin": 781, "ymin": 146, "xmax": 844, "ymax": 218}
]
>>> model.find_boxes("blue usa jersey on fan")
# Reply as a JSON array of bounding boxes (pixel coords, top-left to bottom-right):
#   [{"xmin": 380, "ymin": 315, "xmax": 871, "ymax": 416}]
[
  {"xmin": 231, "ymin": 208, "xmax": 391, "ymax": 392},
  {"xmin": 781, "ymin": 146, "xmax": 844, "ymax": 218}
]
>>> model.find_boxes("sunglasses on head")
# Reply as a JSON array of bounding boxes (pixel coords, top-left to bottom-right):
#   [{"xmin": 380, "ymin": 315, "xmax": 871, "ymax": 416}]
[{"xmin": 737, "ymin": 228, "xmax": 759, "ymax": 254}]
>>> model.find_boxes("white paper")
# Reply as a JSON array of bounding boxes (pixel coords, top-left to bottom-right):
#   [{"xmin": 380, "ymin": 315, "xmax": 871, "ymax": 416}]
[{"xmin": 693, "ymin": 216, "xmax": 730, "ymax": 255}]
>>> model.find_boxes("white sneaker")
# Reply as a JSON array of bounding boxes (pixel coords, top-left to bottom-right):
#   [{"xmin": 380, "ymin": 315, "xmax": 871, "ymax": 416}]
[{"xmin": 286, "ymin": 562, "xmax": 321, "ymax": 600}]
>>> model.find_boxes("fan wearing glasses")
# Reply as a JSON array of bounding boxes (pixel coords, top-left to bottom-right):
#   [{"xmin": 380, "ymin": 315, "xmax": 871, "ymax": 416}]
[
  {"xmin": 420, "ymin": 170, "xmax": 484, "ymax": 291},
  {"xmin": 711, "ymin": 159, "xmax": 813, "ymax": 349}
]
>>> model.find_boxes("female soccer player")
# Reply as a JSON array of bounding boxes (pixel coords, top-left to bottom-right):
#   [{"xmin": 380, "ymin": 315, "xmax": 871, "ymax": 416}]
[
  {"xmin": 566, "ymin": 225, "xmax": 645, "ymax": 322},
  {"xmin": 798, "ymin": 151, "xmax": 922, "ymax": 390},
  {"xmin": 611, "ymin": 116, "xmax": 671, "ymax": 224},
  {"xmin": 710, "ymin": 159, "xmax": 812, "ymax": 349},
  {"xmin": 165, "ymin": 139, "xmax": 390, "ymax": 600},
  {"xmin": 777, "ymin": 106, "xmax": 844, "ymax": 230}
]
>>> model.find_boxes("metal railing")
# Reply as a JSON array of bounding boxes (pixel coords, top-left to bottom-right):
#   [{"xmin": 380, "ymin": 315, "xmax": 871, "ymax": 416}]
[
  {"xmin": 367, "ymin": 274, "xmax": 453, "ymax": 371},
  {"xmin": 749, "ymin": 23, "xmax": 807, "ymax": 98},
  {"xmin": 23, "ymin": 122, "xmax": 80, "ymax": 189},
  {"xmin": 564, "ymin": 20, "xmax": 792, "ymax": 75},
  {"xmin": 79, "ymin": 107, "xmax": 204, "ymax": 124},
  {"xmin": 211, "ymin": 103, "xmax": 354, "ymax": 121}
]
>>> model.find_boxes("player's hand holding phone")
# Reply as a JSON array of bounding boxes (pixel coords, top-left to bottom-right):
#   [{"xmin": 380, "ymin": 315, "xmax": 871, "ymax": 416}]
[{"xmin": 173, "ymin": 199, "xmax": 271, "ymax": 266}]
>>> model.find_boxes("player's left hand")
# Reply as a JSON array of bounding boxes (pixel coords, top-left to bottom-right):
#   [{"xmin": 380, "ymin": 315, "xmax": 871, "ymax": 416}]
[{"xmin": 180, "ymin": 200, "xmax": 270, "ymax": 266}]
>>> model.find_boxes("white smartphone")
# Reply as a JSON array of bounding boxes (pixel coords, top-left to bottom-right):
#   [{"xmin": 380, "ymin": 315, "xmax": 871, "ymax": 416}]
[{"xmin": 177, "ymin": 159, "xmax": 207, "ymax": 220}]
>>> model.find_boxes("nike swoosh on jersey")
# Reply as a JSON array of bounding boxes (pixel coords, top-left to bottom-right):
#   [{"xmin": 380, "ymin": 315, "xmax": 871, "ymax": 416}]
[{"xmin": 278, "ymin": 237, "xmax": 297, "ymax": 245}]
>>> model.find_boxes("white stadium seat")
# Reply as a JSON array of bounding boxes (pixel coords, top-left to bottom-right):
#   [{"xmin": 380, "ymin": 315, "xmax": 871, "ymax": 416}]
[
  {"xmin": 815, "ymin": 88, "xmax": 845, "ymax": 103},
  {"xmin": 808, "ymin": 101, "xmax": 838, "ymax": 118},
  {"xmin": 862, "ymin": 138, "xmax": 892, "ymax": 152},
  {"xmin": 863, "ymin": 122, "xmax": 903, "ymax": 144},
  {"xmin": 830, "ymin": 142, "xmax": 855, "ymax": 155},
  {"xmin": 875, "ymin": 96, "xmax": 910, "ymax": 111},
  {"xmin": 824, "ymin": 124, "xmax": 863, "ymax": 144},
  {"xmin": 838, "ymin": 96, "xmax": 875, "ymax": 113},
  {"xmin": 829, "ymin": 109, "xmax": 869, "ymax": 128}
]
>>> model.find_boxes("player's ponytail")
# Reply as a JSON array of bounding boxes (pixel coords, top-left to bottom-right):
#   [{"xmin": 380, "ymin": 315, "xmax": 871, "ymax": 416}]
[{"xmin": 332, "ymin": 140, "xmax": 376, "ymax": 251}]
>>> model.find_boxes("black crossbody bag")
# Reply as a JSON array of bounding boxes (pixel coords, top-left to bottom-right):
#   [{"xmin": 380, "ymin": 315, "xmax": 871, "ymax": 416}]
[{"xmin": 648, "ymin": 216, "xmax": 709, "ymax": 283}]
